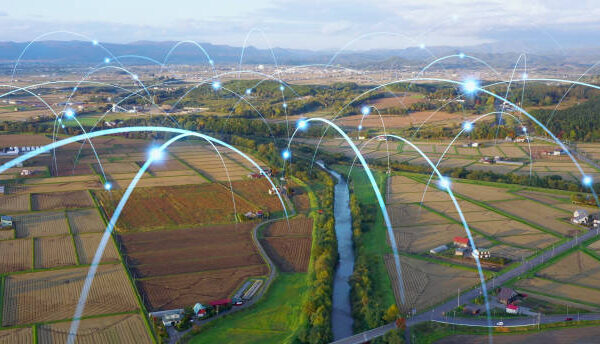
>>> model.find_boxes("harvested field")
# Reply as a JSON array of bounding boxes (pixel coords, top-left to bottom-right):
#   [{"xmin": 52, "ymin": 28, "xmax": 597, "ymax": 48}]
[
  {"xmin": 0, "ymin": 239, "xmax": 32, "ymax": 273},
  {"xmin": 93, "ymin": 162, "xmax": 141, "ymax": 174},
  {"xmin": 0, "ymin": 194, "xmax": 30, "ymax": 213},
  {"xmin": 38, "ymin": 313, "xmax": 152, "ymax": 344},
  {"xmin": 538, "ymin": 250, "xmax": 600, "ymax": 289},
  {"xmin": 0, "ymin": 229, "xmax": 13, "ymax": 240},
  {"xmin": 385, "ymin": 255, "xmax": 479, "ymax": 312},
  {"xmin": 437, "ymin": 326, "xmax": 600, "ymax": 344},
  {"xmin": 466, "ymin": 164, "xmax": 519, "ymax": 174},
  {"xmin": 22, "ymin": 175, "xmax": 98, "ymax": 185},
  {"xmin": 0, "ymin": 327, "xmax": 33, "ymax": 343},
  {"xmin": 31, "ymin": 190, "xmax": 94, "ymax": 210},
  {"xmin": 264, "ymin": 216, "xmax": 313, "ymax": 237},
  {"xmin": 34, "ymin": 235, "xmax": 77, "ymax": 269},
  {"xmin": 19, "ymin": 180, "xmax": 102, "ymax": 193},
  {"xmin": 469, "ymin": 220, "xmax": 558, "ymax": 248},
  {"xmin": 293, "ymin": 193, "xmax": 311, "ymax": 212},
  {"xmin": 262, "ymin": 237, "xmax": 311, "ymax": 272},
  {"xmin": 338, "ymin": 111, "xmax": 468, "ymax": 128},
  {"xmin": 388, "ymin": 204, "xmax": 452, "ymax": 227},
  {"xmin": 488, "ymin": 245, "xmax": 532, "ymax": 260},
  {"xmin": 95, "ymin": 184, "xmax": 254, "ymax": 231},
  {"xmin": 67, "ymin": 208, "xmax": 105, "ymax": 234},
  {"xmin": 514, "ymin": 190, "xmax": 570, "ymax": 206},
  {"xmin": 74, "ymin": 233, "xmax": 120, "ymax": 264},
  {"xmin": 392, "ymin": 223, "xmax": 469, "ymax": 253},
  {"xmin": 111, "ymin": 174, "xmax": 206, "ymax": 189},
  {"xmin": 2, "ymin": 264, "xmax": 139, "ymax": 326},
  {"xmin": 515, "ymin": 277, "xmax": 600, "ymax": 306},
  {"xmin": 231, "ymin": 179, "xmax": 285, "ymax": 212},
  {"xmin": 12, "ymin": 211, "xmax": 69, "ymax": 238},
  {"xmin": 491, "ymin": 199, "xmax": 579, "ymax": 236},
  {"xmin": 145, "ymin": 158, "xmax": 187, "ymax": 172},
  {"xmin": 451, "ymin": 182, "xmax": 517, "ymax": 201},
  {"xmin": 139, "ymin": 264, "xmax": 268, "ymax": 311},
  {"xmin": 387, "ymin": 190, "xmax": 451, "ymax": 203},
  {"xmin": 0, "ymin": 133, "xmax": 52, "ymax": 146}
]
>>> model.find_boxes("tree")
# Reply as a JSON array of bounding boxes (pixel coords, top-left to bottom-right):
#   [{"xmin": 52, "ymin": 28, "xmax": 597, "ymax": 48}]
[{"xmin": 383, "ymin": 304, "xmax": 399, "ymax": 323}]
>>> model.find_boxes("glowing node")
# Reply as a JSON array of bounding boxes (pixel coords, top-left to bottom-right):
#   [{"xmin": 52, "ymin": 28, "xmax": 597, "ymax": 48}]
[
  {"xmin": 358, "ymin": 124, "xmax": 363, "ymax": 130},
  {"xmin": 104, "ymin": 182, "xmax": 112, "ymax": 190},
  {"xmin": 462, "ymin": 79, "xmax": 479, "ymax": 94},
  {"xmin": 61, "ymin": 124, "xmax": 65, "ymax": 129},
  {"xmin": 245, "ymin": 88, "xmax": 252, "ymax": 95},
  {"xmin": 282, "ymin": 150, "xmax": 291, "ymax": 160},
  {"xmin": 583, "ymin": 175, "xmax": 593, "ymax": 187},
  {"xmin": 209, "ymin": 59, "xmax": 214, "ymax": 65},
  {"xmin": 212, "ymin": 80, "xmax": 221, "ymax": 90},
  {"xmin": 149, "ymin": 148, "xmax": 163, "ymax": 161},
  {"xmin": 104, "ymin": 57, "xmax": 111, "ymax": 64},
  {"xmin": 279, "ymin": 85, "xmax": 285, "ymax": 91},
  {"xmin": 282, "ymin": 102, "xmax": 287, "ymax": 108},
  {"xmin": 522, "ymin": 73, "xmax": 528, "ymax": 80},
  {"xmin": 458, "ymin": 52, "xmax": 465, "ymax": 59},
  {"xmin": 132, "ymin": 74, "xmax": 139, "ymax": 80},
  {"xmin": 522, "ymin": 126, "xmax": 527, "ymax": 133},
  {"xmin": 462, "ymin": 121, "xmax": 473, "ymax": 132},
  {"xmin": 73, "ymin": 87, "xmax": 78, "ymax": 92},
  {"xmin": 438, "ymin": 176, "xmax": 451, "ymax": 189},
  {"xmin": 64, "ymin": 108, "xmax": 76, "ymax": 119},
  {"xmin": 58, "ymin": 118, "xmax": 62, "ymax": 123},
  {"xmin": 92, "ymin": 40, "xmax": 98, "ymax": 45},
  {"xmin": 361, "ymin": 105, "xmax": 371, "ymax": 116},
  {"xmin": 297, "ymin": 119, "xmax": 308, "ymax": 130},
  {"xmin": 419, "ymin": 43, "xmax": 425, "ymax": 49}
]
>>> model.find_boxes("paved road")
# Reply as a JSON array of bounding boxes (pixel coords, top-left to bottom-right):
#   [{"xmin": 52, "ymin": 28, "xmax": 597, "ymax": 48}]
[{"xmin": 330, "ymin": 228, "xmax": 600, "ymax": 344}]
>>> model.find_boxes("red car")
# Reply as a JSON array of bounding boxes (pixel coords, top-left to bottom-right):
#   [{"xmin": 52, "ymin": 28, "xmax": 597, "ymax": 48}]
[{"xmin": 565, "ymin": 317, "xmax": 573, "ymax": 321}]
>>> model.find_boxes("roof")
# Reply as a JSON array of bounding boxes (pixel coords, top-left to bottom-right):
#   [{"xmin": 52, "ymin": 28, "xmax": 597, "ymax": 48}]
[
  {"xmin": 498, "ymin": 287, "xmax": 516, "ymax": 300},
  {"xmin": 506, "ymin": 304, "xmax": 519, "ymax": 310},
  {"xmin": 210, "ymin": 298, "xmax": 231, "ymax": 306},
  {"xmin": 453, "ymin": 237, "xmax": 469, "ymax": 245},
  {"xmin": 1, "ymin": 216, "xmax": 12, "ymax": 221}
]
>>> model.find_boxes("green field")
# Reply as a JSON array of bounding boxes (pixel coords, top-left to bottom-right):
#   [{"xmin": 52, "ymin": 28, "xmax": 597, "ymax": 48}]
[{"xmin": 190, "ymin": 273, "xmax": 308, "ymax": 344}]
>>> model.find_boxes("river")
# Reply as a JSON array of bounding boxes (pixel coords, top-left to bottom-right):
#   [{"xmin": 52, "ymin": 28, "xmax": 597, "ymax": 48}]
[{"xmin": 327, "ymin": 167, "xmax": 355, "ymax": 340}]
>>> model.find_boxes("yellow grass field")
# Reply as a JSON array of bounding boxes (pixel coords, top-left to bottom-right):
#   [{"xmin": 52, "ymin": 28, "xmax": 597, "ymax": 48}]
[
  {"xmin": 538, "ymin": 250, "xmax": 600, "ymax": 289},
  {"xmin": 67, "ymin": 208, "xmax": 105, "ymax": 234},
  {"xmin": 74, "ymin": 233, "xmax": 120, "ymax": 264},
  {"xmin": 392, "ymin": 223, "xmax": 472, "ymax": 253},
  {"xmin": 2, "ymin": 264, "xmax": 140, "ymax": 326},
  {"xmin": 0, "ymin": 194, "xmax": 30, "ymax": 213},
  {"xmin": 0, "ymin": 327, "xmax": 33, "ymax": 343},
  {"xmin": 491, "ymin": 199, "xmax": 580, "ymax": 236},
  {"xmin": 37, "ymin": 313, "xmax": 152, "ymax": 344},
  {"xmin": 387, "ymin": 204, "xmax": 452, "ymax": 227},
  {"xmin": 515, "ymin": 277, "xmax": 600, "ymax": 306},
  {"xmin": 31, "ymin": 190, "xmax": 94, "ymax": 210}
]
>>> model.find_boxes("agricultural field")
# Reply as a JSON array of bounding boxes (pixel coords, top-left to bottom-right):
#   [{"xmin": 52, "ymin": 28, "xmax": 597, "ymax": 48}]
[
  {"xmin": 12, "ymin": 211, "xmax": 70, "ymax": 238},
  {"xmin": 67, "ymin": 208, "xmax": 105, "ymax": 234},
  {"xmin": 2, "ymin": 264, "xmax": 139, "ymax": 326},
  {"xmin": 34, "ymin": 235, "xmax": 78, "ymax": 269},
  {"xmin": 515, "ymin": 276, "xmax": 600, "ymax": 307},
  {"xmin": 0, "ymin": 194, "xmax": 30, "ymax": 212},
  {"xmin": 392, "ymin": 223, "xmax": 471, "ymax": 253},
  {"xmin": 385, "ymin": 254, "xmax": 480, "ymax": 312},
  {"xmin": 118, "ymin": 223, "xmax": 268, "ymax": 310},
  {"xmin": 231, "ymin": 179, "xmax": 285, "ymax": 212},
  {"xmin": 74, "ymin": 233, "xmax": 121, "ymax": 264},
  {"xmin": 94, "ymin": 184, "xmax": 256, "ymax": 231},
  {"xmin": 0, "ymin": 327, "xmax": 33, "ymax": 343},
  {"xmin": 0, "ymin": 238, "xmax": 32, "ymax": 273},
  {"xmin": 171, "ymin": 148, "xmax": 253, "ymax": 182},
  {"xmin": 537, "ymin": 250, "xmax": 600, "ymax": 289},
  {"xmin": 138, "ymin": 264, "xmax": 268, "ymax": 310},
  {"xmin": 37, "ymin": 313, "xmax": 152, "ymax": 344},
  {"xmin": 438, "ymin": 326, "xmax": 600, "ymax": 344},
  {"xmin": 31, "ymin": 190, "xmax": 94, "ymax": 210},
  {"xmin": 261, "ymin": 216, "xmax": 313, "ymax": 272}
]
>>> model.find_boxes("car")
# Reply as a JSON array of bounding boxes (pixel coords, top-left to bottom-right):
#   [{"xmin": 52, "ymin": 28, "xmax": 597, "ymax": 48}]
[
  {"xmin": 496, "ymin": 321, "xmax": 504, "ymax": 326},
  {"xmin": 565, "ymin": 317, "xmax": 573, "ymax": 321}
]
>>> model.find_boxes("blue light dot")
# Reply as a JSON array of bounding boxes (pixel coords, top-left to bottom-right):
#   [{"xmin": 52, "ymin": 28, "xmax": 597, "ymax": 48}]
[
  {"xmin": 279, "ymin": 85, "xmax": 285, "ymax": 91},
  {"xmin": 149, "ymin": 148, "xmax": 163, "ymax": 161},
  {"xmin": 209, "ymin": 59, "xmax": 214, "ymax": 65},
  {"xmin": 583, "ymin": 175, "xmax": 593, "ymax": 187},
  {"xmin": 463, "ymin": 121, "xmax": 473, "ymax": 132},
  {"xmin": 463, "ymin": 79, "xmax": 478, "ymax": 94},
  {"xmin": 212, "ymin": 81, "xmax": 221, "ymax": 90},
  {"xmin": 361, "ymin": 106, "xmax": 371, "ymax": 116},
  {"xmin": 522, "ymin": 127, "xmax": 527, "ymax": 133},
  {"xmin": 65, "ymin": 108, "xmax": 75, "ymax": 119},
  {"xmin": 104, "ymin": 182, "xmax": 112, "ymax": 190},
  {"xmin": 92, "ymin": 40, "xmax": 99, "ymax": 45},
  {"xmin": 419, "ymin": 43, "xmax": 425, "ymax": 49},
  {"xmin": 522, "ymin": 73, "xmax": 528, "ymax": 80},
  {"xmin": 297, "ymin": 120, "xmax": 307, "ymax": 129},
  {"xmin": 358, "ymin": 124, "xmax": 363, "ymax": 130},
  {"xmin": 459, "ymin": 52, "xmax": 465, "ymax": 59},
  {"xmin": 282, "ymin": 103, "xmax": 287, "ymax": 108},
  {"xmin": 282, "ymin": 150, "xmax": 291, "ymax": 160},
  {"xmin": 104, "ymin": 57, "xmax": 111, "ymax": 64},
  {"xmin": 439, "ymin": 177, "xmax": 451, "ymax": 189},
  {"xmin": 245, "ymin": 88, "xmax": 252, "ymax": 95},
  {"xmin": 61, "ymin": 124, "xmax": 65, "ymax": 129},
  {"xmin": 132, "ymin": 74, "xmax": 139, "ymax": 80}
]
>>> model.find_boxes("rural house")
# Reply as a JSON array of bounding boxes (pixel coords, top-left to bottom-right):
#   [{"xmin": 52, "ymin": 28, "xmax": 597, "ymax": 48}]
[
  {"xmin": 1, "ymin": 215, "xmax": 12, "ymax": 228},
  {"xmin": 506, "ymin": 304, "xmax": 519, "ymax": 314},
  {"xmin": 453, "ymin": 236, "xmax": 470, "ymax": 248},
  {"xmin": 193, "ymin": 303, "xmax": 207, "ymax": 317},
  {"xmin": 497, "ymin": 287, "xmax": 517, "ymax": 305}
]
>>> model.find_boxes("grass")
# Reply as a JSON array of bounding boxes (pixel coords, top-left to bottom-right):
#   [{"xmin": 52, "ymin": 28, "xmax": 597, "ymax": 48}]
[{"xmin": 189, "ymin": 273, "xmax": 308, "ymax": 344}]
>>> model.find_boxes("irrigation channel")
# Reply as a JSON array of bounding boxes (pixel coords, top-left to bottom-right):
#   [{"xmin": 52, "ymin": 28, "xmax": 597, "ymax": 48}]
[{"xmin": 324, "ymin": 165, "xmax": 355, "ymax": 340}]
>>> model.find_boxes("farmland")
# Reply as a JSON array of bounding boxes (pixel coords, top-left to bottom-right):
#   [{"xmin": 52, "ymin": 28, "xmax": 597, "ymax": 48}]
[
  {"xmin": 537, "ymin": 250, "xmax": 600, "ymax": 289},
  {"xmin": 0, "ymin": 194, "xmax": 29, "ymax": 212},
  {"xmin": 33, "ymin": 235, "xmax": 78, "ymax": 268},
  {"xmin": 74, "ymin": 233, "xmax": 120, "ymax": 264},
  {"xmin": 67, "ymin": 208, "xmax": 105, "ymax": 234},
  {"xmin": 94, "ymin": 184, "xmax": 256, "ymax": 231},
  {"xmin": 0, "ymin": 239, "xmax": 32, "ymax": 273},
  {"xmin": 118, "ymin": 223, "xmax": 268, "ymax": 310},
  {"xmin": 31, "ymin": 190, "xmax": 94, "ymax": 210},
  {"xmin": 2, "ymin": 264, "xmax": 140, "ymax": 326},
  {"xmin": 261, "ymin": 216, "xmax": 313, "ymax": 272},
  {"xmin": 37, "ymin": 313, "xmax": 152, "ymax": 344},
  {"xmin": 12, "ymin": 211, "xmax": 70, "ymax": 238}
]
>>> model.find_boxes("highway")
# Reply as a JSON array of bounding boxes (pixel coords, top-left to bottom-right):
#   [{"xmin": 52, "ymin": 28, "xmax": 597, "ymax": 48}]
[{"xmin": 330, "ymin": 227, "xmax": 600, "ymax": 344}]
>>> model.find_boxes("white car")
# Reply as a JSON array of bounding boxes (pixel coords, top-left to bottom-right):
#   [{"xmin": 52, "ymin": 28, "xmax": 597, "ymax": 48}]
[{"xmin": 496, "ymin": 321, "xmax": 504, "ymax": 326}]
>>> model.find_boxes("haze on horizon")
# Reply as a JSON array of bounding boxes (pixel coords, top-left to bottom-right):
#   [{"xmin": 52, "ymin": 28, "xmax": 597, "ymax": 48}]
[{"xmin": 1, "ymin": 0, "xmax": 600, "ymax": 52}]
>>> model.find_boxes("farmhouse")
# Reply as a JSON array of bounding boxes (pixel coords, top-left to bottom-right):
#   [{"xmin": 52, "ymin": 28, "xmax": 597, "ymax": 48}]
[
  {"xmin": 506, "ymin": 304, "xmax": 519, "ymax": 314},
  {"xmin": 453, "ymin": 236, "xmax": 470, "ymax": 248},
  {"xmin": 149, "ymin": 309, "xmax": 184, "ymax": 327},
  {"xmin": 0, "ymin": 185, "xmax": 5, "ymax": 194},
  {"xmin": 193, "ymin": 303, "xmax": 207, "ymax": 317},
  {"xmin": 1, "ymin": 215, "xmax": 13, "ymax": 228},
  {"xmin": 20, "ymin": 169, "xmax": 33, "ymax": 176},
  {"xmin": 572, "ymin": 209, "xmax": 590, "ymax": 225},
  {"xmin": 497, "ymin": 287, "xmax": 517, "ymax": 305},
  {"xmin": 455, "ymin": 247, "xmax": 468, "ymax": 256}
]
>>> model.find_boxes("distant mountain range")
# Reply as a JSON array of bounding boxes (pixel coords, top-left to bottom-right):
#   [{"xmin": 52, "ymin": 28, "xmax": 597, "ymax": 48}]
[{"xmin": 0, "ymin": 40, "xmax": 598, "ymax": 69}]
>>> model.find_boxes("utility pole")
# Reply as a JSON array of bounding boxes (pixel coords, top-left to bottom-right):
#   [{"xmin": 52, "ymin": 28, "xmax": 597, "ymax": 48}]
[{"xmin": 458, "ymin": 288, "xmax": 460, "ymax": 308}]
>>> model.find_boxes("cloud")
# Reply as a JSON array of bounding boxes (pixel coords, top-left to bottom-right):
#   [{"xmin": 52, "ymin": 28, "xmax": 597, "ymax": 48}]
[{"xmin": 0, "ymin": 11, "xmax": 8, "ymax": 17}]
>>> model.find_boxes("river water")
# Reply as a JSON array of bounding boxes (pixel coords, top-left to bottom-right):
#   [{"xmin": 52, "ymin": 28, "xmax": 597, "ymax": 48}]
[{"xmin": 327, "ymin": 167, "xmax": 355, "ymax": 340}]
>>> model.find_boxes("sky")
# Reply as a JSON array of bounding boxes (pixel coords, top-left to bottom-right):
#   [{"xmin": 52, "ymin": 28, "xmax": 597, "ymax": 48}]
[{"xmin": 1, "ymin": 0, "xmax": 599, "ymax": 50}]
